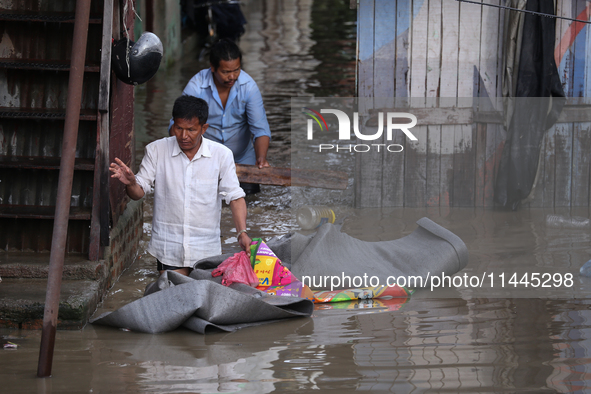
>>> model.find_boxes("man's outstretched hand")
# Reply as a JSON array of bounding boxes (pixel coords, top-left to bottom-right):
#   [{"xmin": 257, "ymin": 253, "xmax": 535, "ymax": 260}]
[
  {"xmin": 109, "ymin": 158, "xmax": 145, "ymax": 200},
  {"xmin": 110, "ymin": 158, "xmax": 136, "ymax": 185}
]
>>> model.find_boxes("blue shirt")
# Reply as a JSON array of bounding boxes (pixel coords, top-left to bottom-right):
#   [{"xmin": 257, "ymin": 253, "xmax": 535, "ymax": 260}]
[{"xmin": 177, "ymin": 68, "xmax": 271, "ymax": 165}]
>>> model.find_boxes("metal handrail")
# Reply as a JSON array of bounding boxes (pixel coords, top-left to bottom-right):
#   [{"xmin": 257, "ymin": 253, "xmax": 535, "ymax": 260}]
[{"xmin": 37, "ymin": 0, "xmax": 92, "ymax": 378}]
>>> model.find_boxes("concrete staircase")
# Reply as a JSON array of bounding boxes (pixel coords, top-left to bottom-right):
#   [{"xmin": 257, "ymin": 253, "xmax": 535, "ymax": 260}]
[{"xmin": 0, "ymin": 254, "xmax": 108, "ymax": 329}]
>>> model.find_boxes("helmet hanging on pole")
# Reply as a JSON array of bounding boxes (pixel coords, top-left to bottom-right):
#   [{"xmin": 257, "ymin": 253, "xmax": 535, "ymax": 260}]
[{"xmin": 112, "ymin": 32, "xmax": 163, "ymax": 85}]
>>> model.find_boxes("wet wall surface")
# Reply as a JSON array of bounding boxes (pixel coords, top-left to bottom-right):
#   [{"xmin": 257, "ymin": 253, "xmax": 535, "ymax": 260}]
[{"xmin": 2, "ymin": 1, "xmax": 591, "ymax": 392}]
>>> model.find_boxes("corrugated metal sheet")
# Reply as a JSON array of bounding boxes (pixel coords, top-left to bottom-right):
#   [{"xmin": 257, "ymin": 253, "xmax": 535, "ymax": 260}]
[
  {"xmin": 0, "ymin": 22, "xmax": 102, "ymax": 64},
  {"xmin": 0, "ymin": 169, "xmax": 94, "ymax": 207},
  {"xmin": 0, "ymin": 119, "xmax": 96, "ymax": 158},
  {"xmin": 0, "ymin": 69, "xmax": 100, "ymax": 110},
  {"xmin": 0, "ymin": 0, "xmax": 107, "ymax": 254},
  {"xmin": 0, "ymin": 218, "xmax": 90, "ymax": 252},
  {"xmin": 0, "ymin": 0, "xmax": 136, "ymax": 254},
  {"xmin": 0, "ymin": 0, "xmax": 103, "ymax": 14}
]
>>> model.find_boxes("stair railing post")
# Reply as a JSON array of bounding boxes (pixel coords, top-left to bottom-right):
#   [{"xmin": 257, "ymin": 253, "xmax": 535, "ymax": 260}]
[{"xmin": 37, "ymin": 0, "xmax": 92, "ymax": 378}]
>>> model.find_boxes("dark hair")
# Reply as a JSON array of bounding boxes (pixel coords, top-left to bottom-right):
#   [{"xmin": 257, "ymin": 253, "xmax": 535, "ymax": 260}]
[
  {"xmin": 172, "ymin": 95, "xmax": 208, "ymax": 125},
  {"xmin": 210, "ymin": 39, "xmax": 242, "ymax": 70}
]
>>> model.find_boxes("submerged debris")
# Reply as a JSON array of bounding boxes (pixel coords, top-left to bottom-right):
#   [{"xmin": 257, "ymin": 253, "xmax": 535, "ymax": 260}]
[{"xmin": 3, "ymin": 341, "xmax": 18, "ymax": 349}]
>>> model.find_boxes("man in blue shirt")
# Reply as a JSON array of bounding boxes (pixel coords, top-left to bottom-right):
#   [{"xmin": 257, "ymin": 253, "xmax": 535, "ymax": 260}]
[{"xmin": 173, "ymin": 39, "xmax": 271, "ymax": 193}]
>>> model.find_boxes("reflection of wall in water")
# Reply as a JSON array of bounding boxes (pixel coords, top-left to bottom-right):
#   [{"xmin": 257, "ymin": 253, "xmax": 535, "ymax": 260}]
[
  {"xmin": 241, "ymin": 0, "xmax": 319, "ymax": 144},
  {"xmin": 547, "ymin": 304, "xmax": 591, "ymax": 392},
  {"xmin": 348, "ymin": 298, "xmax": 560, "ymax": 391}
]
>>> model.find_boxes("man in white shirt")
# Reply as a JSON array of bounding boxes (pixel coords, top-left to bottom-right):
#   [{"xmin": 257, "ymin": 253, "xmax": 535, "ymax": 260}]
[{"xmin": 110, "ymin": 95, "xmax": 251, "ymax": 276}]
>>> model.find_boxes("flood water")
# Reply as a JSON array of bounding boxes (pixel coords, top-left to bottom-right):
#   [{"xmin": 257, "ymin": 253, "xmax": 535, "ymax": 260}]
[{"xmin": 2, "ymin": 0, "xmax": 591, "ymax": 392}]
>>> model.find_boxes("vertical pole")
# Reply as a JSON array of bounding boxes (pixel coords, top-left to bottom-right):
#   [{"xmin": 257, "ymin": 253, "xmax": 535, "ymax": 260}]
[
  {"xmin": 37, "ymin": 0, "xmax": 92, "ymax": 378},
  {"xmin": 145, "ymin": 0, "xmax": 154, "ymax": 32},
  {"xmin": 90, "ymin": 0, "xmax": 114, "ymax": 260}
]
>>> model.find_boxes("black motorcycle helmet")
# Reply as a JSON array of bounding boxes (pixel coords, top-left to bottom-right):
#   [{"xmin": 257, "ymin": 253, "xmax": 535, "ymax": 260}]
[{"xmin": 112, "ymin": 32, "xmax": 163, "ymax": 85}]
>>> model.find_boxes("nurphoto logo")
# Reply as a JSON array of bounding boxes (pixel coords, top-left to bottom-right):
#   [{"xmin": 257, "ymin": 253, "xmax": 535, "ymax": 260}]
[{"xmin": 302, "ymin": 108, "xmax": 418, "ymax": 153}]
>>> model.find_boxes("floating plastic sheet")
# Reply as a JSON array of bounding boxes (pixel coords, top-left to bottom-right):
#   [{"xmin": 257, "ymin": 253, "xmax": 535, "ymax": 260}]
[{"xmin": 93, "ymin": 218, "xmax": 467, "ymax": 334}]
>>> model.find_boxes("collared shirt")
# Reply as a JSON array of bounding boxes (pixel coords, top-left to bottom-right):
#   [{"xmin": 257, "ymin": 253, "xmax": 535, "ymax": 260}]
[
  {"xmin": 135, "ymin": 136, "xmax": 245, "ymax": 267},
  {"xmin": 180, "ymin": 68, "xmax": 271, "ymax": 165}
]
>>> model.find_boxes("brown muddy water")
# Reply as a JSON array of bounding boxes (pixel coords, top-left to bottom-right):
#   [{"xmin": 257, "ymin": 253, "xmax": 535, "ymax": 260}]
[{"xmin": 2, "ymin": 0, "xmax": 591, "ymax": 392}]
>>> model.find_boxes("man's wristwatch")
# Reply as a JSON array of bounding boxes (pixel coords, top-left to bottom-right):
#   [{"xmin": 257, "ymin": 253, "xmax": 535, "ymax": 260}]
[{"xmin": 237, "ymin": 229, "xmax": 248, "ymax": 238}]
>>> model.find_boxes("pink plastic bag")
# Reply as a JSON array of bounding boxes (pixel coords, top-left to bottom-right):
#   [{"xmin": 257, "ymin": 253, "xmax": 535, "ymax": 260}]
[{"xmin": 211, "ymin": 251, "xmax": 259, "ymax": 287}]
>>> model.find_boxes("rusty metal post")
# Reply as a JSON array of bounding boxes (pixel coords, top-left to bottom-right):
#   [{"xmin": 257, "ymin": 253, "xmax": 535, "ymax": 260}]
[{"xmin": 37, "ymin": 0, "xmax": 92, "ymax": 378}]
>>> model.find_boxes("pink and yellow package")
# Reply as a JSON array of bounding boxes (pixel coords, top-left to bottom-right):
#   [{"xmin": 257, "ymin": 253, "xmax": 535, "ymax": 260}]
[
  {"xmin": 250, "ymin": 239, "xmax": 295, "ymax": 287},
  {"xmin": 250, "ymin": 238, "xmax": 314, "ymax": 300}
]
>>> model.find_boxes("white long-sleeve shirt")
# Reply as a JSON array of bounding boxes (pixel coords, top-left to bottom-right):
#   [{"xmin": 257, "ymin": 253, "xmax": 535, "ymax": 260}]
[{"xmin": 135, "ymin": 136, "xmax": 245, "ymax": 267}]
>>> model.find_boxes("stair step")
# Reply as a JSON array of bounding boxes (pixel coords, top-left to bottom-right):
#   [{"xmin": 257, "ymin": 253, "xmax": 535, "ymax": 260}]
[
  {"xmin": 0, "ymin": 10, "xmax": 102, "ymax": 24},
  {"xmin": 0, "ymin": 252, "xmax": 105, "ymax": 280},
  {"xmin": 0, "ymin": 157, "xmax": 95, "ymax": 171},
  {"xmin": 0, "ymin": 277, "xmax": 101, "ymax": 329},
  {"xmin": 0, "ymin": 108, "xmax": 97, "ymax": 121},
  {"xmin": 0, "ymin": 205, "xmax": 92, "ymax": 220},
  {"xmin": 0, "ymin": 58, "xmax": 100, "ymax": 72}
]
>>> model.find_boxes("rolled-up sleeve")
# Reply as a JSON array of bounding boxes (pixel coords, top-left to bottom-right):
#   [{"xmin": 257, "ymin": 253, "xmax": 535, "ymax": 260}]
[
  {"xmin": 218, "ymin": 149, "xmax": 245, "ymax": 204},
  {"xmin": 245, "ymin": 84, "xmax": 271, "ymax": 141},
  {"xmin": 135, "ymin": 143, "xmax": 157, "ymax": 195}
]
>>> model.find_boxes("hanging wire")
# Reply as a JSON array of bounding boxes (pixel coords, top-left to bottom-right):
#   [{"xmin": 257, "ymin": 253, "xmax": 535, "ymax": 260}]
[
  {"xmin": 122, "ymin": 0, "xmax": 143, "ymax": 78},
  {"xmin": 456, "ymin": 0, "xmax": 591, "ymax": 24}
]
